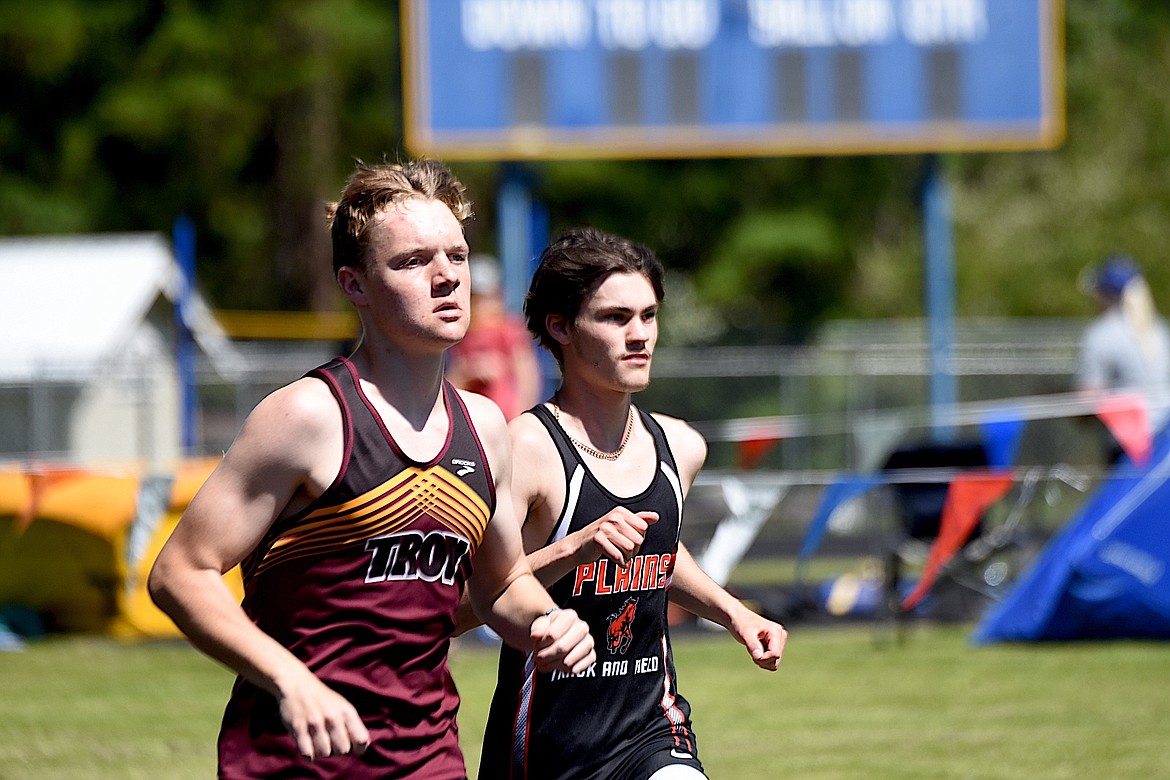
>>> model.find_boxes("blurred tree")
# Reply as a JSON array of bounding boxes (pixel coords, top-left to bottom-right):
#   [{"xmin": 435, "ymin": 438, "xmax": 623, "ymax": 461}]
[
  {"xmin": 0, "ymin": 0, "xmax": 399, "ymax": 311},
  {"xmin": 528, "ymin": 154, "xmax": 923, "ymax": 343}
]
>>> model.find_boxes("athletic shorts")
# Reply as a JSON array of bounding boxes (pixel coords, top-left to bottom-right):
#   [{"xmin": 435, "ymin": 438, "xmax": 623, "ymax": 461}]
[{"xmin": 619, "ymin": 744, "xmax": 706, "ymax": 780}]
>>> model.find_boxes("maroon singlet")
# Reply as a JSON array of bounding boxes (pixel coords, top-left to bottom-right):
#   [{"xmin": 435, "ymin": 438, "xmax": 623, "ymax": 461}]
[{"xmin": 217, "ymin": 357, "xmax": 494, "ymax": 779}]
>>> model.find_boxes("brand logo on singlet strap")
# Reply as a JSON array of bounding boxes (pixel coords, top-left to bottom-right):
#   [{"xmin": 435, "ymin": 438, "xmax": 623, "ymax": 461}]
[
  {"xmin": 451, "ymin": 458, "xmax": 477, "ymax": 477},
  {"xmin": 364, "ymin": 530, "xmax": 470, "ymax": 585}
]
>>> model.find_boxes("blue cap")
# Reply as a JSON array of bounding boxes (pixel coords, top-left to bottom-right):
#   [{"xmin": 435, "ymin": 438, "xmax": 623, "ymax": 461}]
[{"xmin": 1090, "ymin": 253, "xmax": 1140, "ymax": 298}]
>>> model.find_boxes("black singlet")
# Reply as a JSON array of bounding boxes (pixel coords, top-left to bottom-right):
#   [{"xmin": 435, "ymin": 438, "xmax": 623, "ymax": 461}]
[{"xmin": 478, "ymin": 404, "xmax": 701, "ymax": 780}]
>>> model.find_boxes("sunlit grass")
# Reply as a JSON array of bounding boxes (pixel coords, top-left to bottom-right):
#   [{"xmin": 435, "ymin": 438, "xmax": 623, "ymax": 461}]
[
  {"xmin": 454, "ymin": 623, "xmax": 1170, "ymax": 779},
  {"xmin": 2, "ymin": 626, "xmax": 1167, "ymax": 779}
]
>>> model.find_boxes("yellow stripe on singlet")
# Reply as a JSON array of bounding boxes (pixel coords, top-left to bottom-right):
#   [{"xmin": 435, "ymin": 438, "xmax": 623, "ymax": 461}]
[{"xmin": 254, "ymin": 465, "xmax": 490, "ymax": 575}]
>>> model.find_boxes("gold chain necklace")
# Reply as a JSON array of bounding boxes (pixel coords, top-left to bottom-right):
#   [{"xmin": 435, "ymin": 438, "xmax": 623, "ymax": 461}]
[{"xmin": 551, "ymin": 399, "xmax": 634, "ymax": 461}]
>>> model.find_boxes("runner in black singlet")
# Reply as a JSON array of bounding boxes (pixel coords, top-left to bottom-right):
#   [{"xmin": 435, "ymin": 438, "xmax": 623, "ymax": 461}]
[
  {"xmin": 467, "ymin": 227, "xmax": 788, "ymax": 780},
  {"xmin": 480, "ymin": 405, "xmax": 701, "ymax": 779}
]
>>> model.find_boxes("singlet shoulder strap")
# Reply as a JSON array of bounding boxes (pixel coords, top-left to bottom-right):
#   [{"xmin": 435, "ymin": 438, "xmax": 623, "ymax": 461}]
[
  {"xmin": 443, "ymin": 380, "xmax": 497, "ymax": 512},
  {"xmin": 527, "ymin": 403, "xmax": 578, "ymax": 481},
  {"xmin": 637, "ymin": 408, "xmax": 678, "ymax": 474}
]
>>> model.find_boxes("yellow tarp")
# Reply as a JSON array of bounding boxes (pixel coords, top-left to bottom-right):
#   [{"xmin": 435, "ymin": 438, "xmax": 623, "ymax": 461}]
[{"xmin": 0, "ymin": 459, "xmax": 243, "ymax": 638}]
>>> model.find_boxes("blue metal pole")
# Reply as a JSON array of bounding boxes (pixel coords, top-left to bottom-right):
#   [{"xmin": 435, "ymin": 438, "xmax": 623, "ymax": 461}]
[
  {"xmin": 922, "ymin": 155, "xmax": 956, "ymax": 441},
  {"xmin": 498, "ymin": 163, "xmax": 533, "ymax": 315},
  {"xmin": 497, "ymin": 163, "xmax": 556, "ymax": 395},
  {"xmin": 172, "ymin": 215, "xmax": 197, "ymax": 453}
]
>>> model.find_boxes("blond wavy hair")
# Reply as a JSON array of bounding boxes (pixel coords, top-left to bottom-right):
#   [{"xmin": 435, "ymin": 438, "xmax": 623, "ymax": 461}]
[{"xmin": 325, "ymin": 159, "xmax": 473, "ymax": 276}]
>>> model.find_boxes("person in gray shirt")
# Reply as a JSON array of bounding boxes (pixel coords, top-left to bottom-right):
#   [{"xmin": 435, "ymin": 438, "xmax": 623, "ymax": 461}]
[{"xmin": 1077, "ymin": 253, "xmax": 1170, "ymax": 441}]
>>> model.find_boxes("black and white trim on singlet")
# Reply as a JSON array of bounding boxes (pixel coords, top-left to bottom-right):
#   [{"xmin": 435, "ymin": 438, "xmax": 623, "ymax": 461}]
[
  {"xmin": 658, "ymin": 460, "xmax": 685, "ymax": 548},
  {"xmin": 658, "ymin": 635, "xmax": 693, "ymax": 753},
  {"xmin": 546, "ymin": 442, "xmax": 685, "ymax": 549}
]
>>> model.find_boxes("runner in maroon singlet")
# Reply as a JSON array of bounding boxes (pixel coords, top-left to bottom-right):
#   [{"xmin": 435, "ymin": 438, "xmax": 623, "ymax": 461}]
[{"xmin": 149, "ymin": 160, "xmax": 595, "ymax": 779}]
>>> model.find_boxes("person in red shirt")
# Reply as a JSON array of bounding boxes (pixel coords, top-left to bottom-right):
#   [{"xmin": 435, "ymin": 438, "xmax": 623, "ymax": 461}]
[{"xmin": 447, "ymin": 254, "xmax": 541, "ymax": 420}]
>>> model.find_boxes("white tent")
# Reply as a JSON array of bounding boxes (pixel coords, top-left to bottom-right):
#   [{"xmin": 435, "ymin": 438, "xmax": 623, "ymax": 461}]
[{"xmin": 0, "ymin": 233, "xmax": 240, "ymax": 465}]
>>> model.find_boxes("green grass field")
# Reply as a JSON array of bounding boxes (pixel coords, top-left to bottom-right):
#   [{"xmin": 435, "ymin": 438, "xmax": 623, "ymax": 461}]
[{"xmin": 1, "ymin": 625, "xmax": 1168, "ymax": 779}]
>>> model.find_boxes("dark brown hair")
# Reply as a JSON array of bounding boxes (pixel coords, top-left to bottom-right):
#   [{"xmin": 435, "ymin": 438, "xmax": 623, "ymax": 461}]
[{"xmin": 525, "ymin": 226, "xmax": 665, "ymax": 365}]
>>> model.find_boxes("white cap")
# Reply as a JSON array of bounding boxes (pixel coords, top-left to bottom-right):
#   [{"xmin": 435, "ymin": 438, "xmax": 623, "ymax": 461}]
[{"xmin": 470, "ymin": 254, "xmax": 502, "ymax": 296}]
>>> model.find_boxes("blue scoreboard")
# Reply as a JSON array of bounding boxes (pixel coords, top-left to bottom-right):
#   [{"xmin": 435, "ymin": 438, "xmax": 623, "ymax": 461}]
[{"xmin": 403, "ymin": 0, "xmax": 1063, "ymax": 159}]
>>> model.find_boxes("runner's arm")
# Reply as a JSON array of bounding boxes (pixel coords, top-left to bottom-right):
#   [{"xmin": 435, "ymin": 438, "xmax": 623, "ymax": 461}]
[
  {"xmin": 655, "ymin": 413, "xmax": 787, "ymax": 671},
  {"xmin": 148, "ymin": 380, "xmax": 370, "ymax": 759},
  {"xmin": 668, "ymin": 543, "xmax": 787, "ymax": 671},
  {"xmin": 461, "ymin": 394, "xmax": 596, "ymax": 673}
]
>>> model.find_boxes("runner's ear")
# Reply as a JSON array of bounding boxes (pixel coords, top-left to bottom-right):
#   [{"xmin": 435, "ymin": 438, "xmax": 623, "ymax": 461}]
[
  {"xmin": 546, "ymin": 313, "xmax": 572, "ymax": 346},
  {"xmin": 337, "ymin": 265, "xmax": 367, "ymax": 305}
]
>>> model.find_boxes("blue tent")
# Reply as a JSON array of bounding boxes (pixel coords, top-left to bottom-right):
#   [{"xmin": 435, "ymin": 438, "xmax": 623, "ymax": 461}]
[{"xmin": 972, "ymin": 430, "xmax": 1170, "ymax": 643}]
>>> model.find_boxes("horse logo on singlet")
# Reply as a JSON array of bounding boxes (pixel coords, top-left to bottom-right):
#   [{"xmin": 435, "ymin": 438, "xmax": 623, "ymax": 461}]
[{"xmin": 606, "ymin": 596, "xmax": 638, "ymax": 655}]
